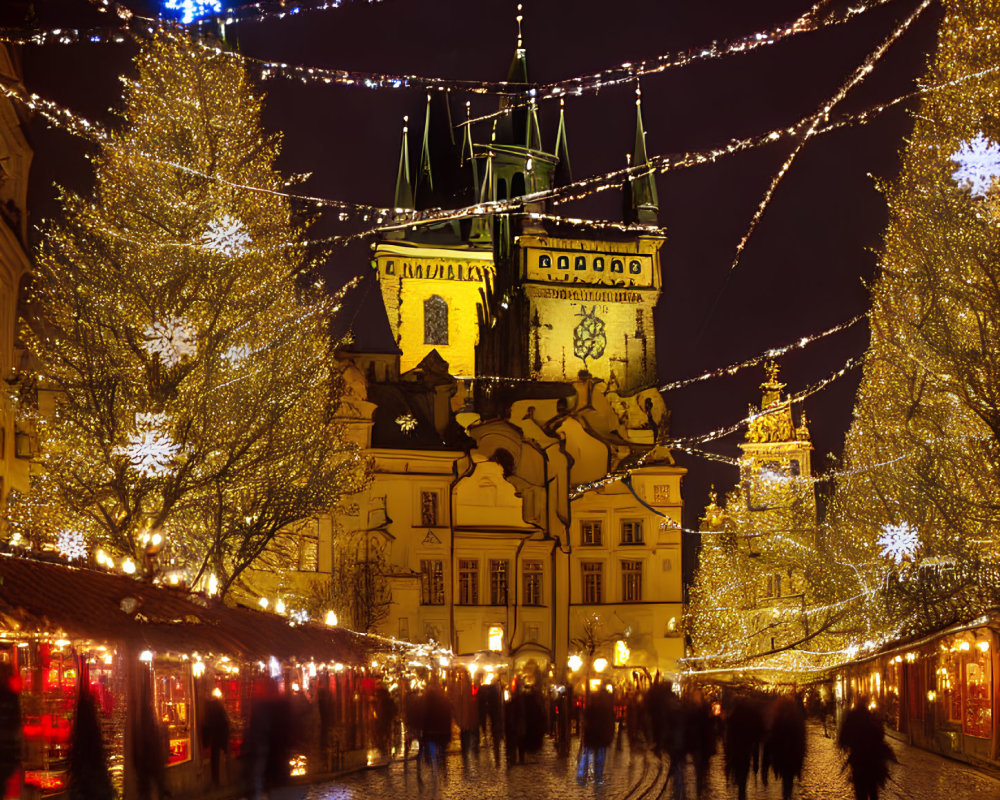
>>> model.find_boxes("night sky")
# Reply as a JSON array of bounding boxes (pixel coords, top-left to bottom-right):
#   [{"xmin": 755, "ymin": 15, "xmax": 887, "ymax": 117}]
[{"xmin": 19, "ymin": 0, "xmax": 941, "ymax": 553}]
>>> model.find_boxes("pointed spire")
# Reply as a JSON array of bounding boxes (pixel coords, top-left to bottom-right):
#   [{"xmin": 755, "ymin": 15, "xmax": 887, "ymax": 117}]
[
  {"xmin": 461, "ymin": 100, "xmax": 479, "ymax": 194},
  {"xmin": 625, "ymin": 82, "xmax": 659, "ymax": 225},
  {"xmin": 526, "ymin": 93, "xmax": 542, "ymax": 152},
  {"xmin": 553, "ymin": 97, "xmax": 572, "ymax": 186},
  {"xmin": 415, "ymin": 93, "xmax": 435, "ymax": 204},
  {"xmin": 507, "ymin": 3, "xmax": 528, "ymax": 84},
  {"xmin": 394, "ymin": 115, "xmax": 414, "ymax": 210}
]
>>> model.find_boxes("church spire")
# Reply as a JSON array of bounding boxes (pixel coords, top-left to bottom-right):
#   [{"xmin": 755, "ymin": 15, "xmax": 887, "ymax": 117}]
[
  {"xmin": 415, "ymin": 93, "xmax": 435, "ymax": 205},
  {"xmin": 506, "ymin": 3, "xmax": 528, "ymax": 84},
  {"xmin": 393, "ymin": 115, "xmax": 414, "ymax": 210},
  {"xmin": 553, "ymin": 97, "xmax": 572, "ymax": 186},
  {"xmin": 625, "ymin": 83, "xmax": 659, "ymax": 225}
]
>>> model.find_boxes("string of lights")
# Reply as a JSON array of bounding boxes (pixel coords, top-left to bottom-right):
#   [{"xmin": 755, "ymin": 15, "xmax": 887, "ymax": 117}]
[
  {"xmin": 11, "ymin": 0, "xmax": 897, "ymax": 104},
  {"xmin": 724, "ymin": 0, "xmax": 934, "ymax": 278},
  {"xmin": 85, "ymin": 0, "xmax": 389, "ymax": 29},
  {"xmin": 5, "ymin": 55, "xmax": 993, "ymax": 245}
]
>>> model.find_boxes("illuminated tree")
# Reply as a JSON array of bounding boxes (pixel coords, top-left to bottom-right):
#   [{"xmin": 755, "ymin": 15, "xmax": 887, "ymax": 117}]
[
  {"xmin": 10, "ymin": 30, "xmax": 366, "ymax": 594},
  {"xmin": 827, "ymin": 0, "xmax": 1000, "ymax": 640}
]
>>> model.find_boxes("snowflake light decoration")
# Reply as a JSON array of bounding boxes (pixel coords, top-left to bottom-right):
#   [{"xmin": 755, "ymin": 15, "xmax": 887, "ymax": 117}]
[
  {"xmin": 222, "ymin": 343, "xmax": 254, "ymax": 365},
  {"xmin": 163, "ymin": 0, "xmax": 222, "ymax": 24},
  {"xmin": 951, "ymin": 134, "xmax": 1000, "ymax": 198},
  {"xmin": 56, "ymin": 529, "xmax": 88, "ymax": 562},
  {"xmin": 877, "ymin": 522, "xmax": 920, "ymax": 565},
  {"xmin": 117, "ymin": 412, "xmax": 181, "ymax": 477},
  {"xmin": 290, "ymin": 608, "xmax": 310, "ymax": 626},
  {"xmin": 143, "ymin": 317, "xmax": 197, "ymax": 367},
  {"xmin": 201, "ymin": 214, "xmax": 251, "ymax": 256},
  {"xmin": 395, "ymin": 413, "xmax": 418, "ymax": 434}
]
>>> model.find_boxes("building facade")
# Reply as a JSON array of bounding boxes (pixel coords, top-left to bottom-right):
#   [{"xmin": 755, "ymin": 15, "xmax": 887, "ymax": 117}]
[{"xmin": 253, "ymin": 22, "xmax": 685, "ymax": 680}]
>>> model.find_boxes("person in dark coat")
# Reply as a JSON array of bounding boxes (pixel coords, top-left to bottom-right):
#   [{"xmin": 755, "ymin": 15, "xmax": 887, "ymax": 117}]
[
  {"xmin": 200, "ymin": 694, "xmax": 230, "ymax": 786},
  {"xmin": 420, "ymin": 683, "xmax": 452, "ymax": 800},
  {"xmin": 477, "ymin": 681, "xmax": 503, "ymax": 765},
  {"xmin": 69, "ymin": 686, "xmax": 114, "ymax": 800},
  {"xmin": 403, "ymin": 688, "xmax": 424, "ymax": 773},
  {"xmin": 838, "ymin": 700, "xmax": 896, "ymax": 800},
  {"xmin": 685, "ymin": 690, "xmax": 717, "ymax": 798},
  {"xmin": 577, "ymin": 684, "xmax": 615, "ymax": 783},
  {"xmin": 504, "ymin": 685, "xmax": 526, "ymax": 766},
  {"xmin": 762, "ymin": 693, "xmax": 807, "ymax": 800},
  {"xmin": 0, "ymin": 665, "xmax": 19, "ymax": 799},
  {"xmin": 724, "ymin": 695, "xmax": 766, "ymax": 800},
  {"xmin": 522, "ymin": 686, "xmax": 546, "ymax": 756}
]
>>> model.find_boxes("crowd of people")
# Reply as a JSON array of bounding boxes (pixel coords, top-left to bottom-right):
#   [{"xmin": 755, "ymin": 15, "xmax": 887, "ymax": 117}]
[{"xmin": 391, "ymin": 675, "xmax": 898, "ymax": 800}]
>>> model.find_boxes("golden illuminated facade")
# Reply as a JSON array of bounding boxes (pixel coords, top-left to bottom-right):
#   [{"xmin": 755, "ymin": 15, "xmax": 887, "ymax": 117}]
[
  {"xmin": 0, "ymin": 44, "xmax": 31, "ymax": 504},
  {"xmin": 257, "ymin": 20, "xmax": 685, "ymax": 680},
  {"xmin": 687, "ymin": 364, "xmax": 818, "ymax": 672}
]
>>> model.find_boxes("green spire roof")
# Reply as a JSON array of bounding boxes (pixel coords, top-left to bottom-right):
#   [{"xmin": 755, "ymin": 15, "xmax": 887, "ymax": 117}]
[
  {"xmin": 393, "ymin": 115, "xmax": 413, "ymax": 210},
  {"xmin": 415, "ymin": 93, "xmax": 435, "ymax": 204},
  {"xmin": 628, "ymin": 85, "xmax": 659, "ymax": 224}
]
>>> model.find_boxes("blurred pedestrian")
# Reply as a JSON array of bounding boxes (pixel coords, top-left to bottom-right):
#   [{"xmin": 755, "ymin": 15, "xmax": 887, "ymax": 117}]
[
  {"xmin": 838, "ymin": 700, "xmax": 896, "ymax": 800},
  {"xmin": 421, "ymin": 682, "xmax": 452, "ymax": 800},
  {"xmin": 762, "ymin": 692, "xmax": 806, "ymax": 800},
  {"xmin": 200, "ymin": 693, "xmax": 230, "ymax": 786},
  {"xmin": 577, "ymin": 683, "xmax": 615, "ymax": 784},
  {"xmin": 0, "ymin": 664, "xmax": 19, "ymax": 800},
  {"xmin": 685, "ymin": 688, "xmax": 717, "ymax": 798},
  {"xmin": 724, "ymin": 695, "xmax": 765, "ymax": 800}
]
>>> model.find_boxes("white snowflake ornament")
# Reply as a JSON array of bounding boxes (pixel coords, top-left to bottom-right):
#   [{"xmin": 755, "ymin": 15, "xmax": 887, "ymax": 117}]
[
  {"xmin": 117, "ymin": 412, "xmax": 181, "ymax": 477},
  {"xmin": 143, "ymin": 317, "xmax": 197, "ymax": 366},
  {"xmin": 201, "ymin": 214, "xmax": 251, "ymax": 256},
  {"xmin": 163, "ymin": 0, "xmax": 222, "ymax": 24},
  {"xmin": 877, "ymin": 522, "xmax": 920, "ymax": 565},
  {"xmin": 56, "ymin": 529, "xmax": 88, "ymax": 562},
  {"xmin": 395, "ymin": 413, "xmax": 418, "ymax": 434},
  {"xmin": 951, "ymin": 134, "xmax": 1000, "ymax": 198}
]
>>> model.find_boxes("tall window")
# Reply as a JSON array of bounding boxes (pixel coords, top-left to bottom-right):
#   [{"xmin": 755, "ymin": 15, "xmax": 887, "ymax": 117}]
[
  {"xmin": 581, "ymin": 562, "xmax": 603, "ymax": 604},
  {"xmin": 581, "ymin": 520, "xmax": 603, "ymax": 546},
  {"xmin": 490, "ymin": 559, "xmax": 509, "ymax": 605},
  {"xmin": 423, "ymin": 295, "xmax": 448, "ymax": 345},
  {"xmin": 523, "ymin": 560, "xmax": 543, "ymax": 606},
  {"xmin": 621, "ymin": 520, "xmax": 644, "ymax": 545},
  {"xmin": 622, "ymin": 560, "xmax": 642, "ymax": 602},
  {"xmin": 420, "ymin": 559, "xmax": 445, "ymax": 605},
  {"xmin": 420, "ymin": 491, "xmax": 439, "ymax": 526},
  {"xmin": 458, "ymin": 559, "xmax": 479, "ymax": 605}
]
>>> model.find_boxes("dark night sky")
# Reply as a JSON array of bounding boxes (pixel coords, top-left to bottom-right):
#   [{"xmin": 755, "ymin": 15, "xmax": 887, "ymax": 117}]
[{"xmin": 19, "ymin": 0, "xmax": 941, "ymax": 546}]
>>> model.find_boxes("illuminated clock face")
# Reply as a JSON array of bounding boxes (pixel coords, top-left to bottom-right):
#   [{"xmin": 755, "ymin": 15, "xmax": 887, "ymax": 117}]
[{"xmin": 573, "ymin": 305, "xmax": 607, "ymax": 365}]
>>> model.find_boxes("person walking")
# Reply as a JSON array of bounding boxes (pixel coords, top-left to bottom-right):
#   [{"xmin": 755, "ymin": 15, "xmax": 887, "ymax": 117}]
[
  {"xmin": 421, "ymin": 682, "xmax": 452, "ymax": 800},
  {"xmin": 838, "ymin": 700, "xmax": 896, "ymax": 800},
  {"xmin": 578, "ymin": 683, "xmax": 615, "ymax": 784}
]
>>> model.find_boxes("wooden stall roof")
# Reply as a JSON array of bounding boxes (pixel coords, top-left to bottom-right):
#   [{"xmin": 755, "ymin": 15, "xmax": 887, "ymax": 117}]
[{"xmin": 0, "ymin": 553, "xmax": 377, "ymax": 664}]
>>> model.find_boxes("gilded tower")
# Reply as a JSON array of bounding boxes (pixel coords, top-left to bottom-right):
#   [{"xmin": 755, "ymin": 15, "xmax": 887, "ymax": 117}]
[{"xmin": 373, "ymin": 11, "xmax": 666, "ymax": 394}]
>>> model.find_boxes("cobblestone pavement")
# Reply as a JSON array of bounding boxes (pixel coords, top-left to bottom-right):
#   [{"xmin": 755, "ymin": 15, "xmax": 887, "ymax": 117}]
[{"xmin": 304, "ymin": 724, "xmax": 1000, "ymax": 800}]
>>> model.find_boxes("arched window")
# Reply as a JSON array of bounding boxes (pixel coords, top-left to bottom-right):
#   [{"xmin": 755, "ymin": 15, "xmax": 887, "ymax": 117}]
[
  {"xmin": 511, "ymin": 173, "xmax": 526, "ymax": 198},
  {"xmin": 629, "ymin": 260, "xmax": 642, "ymax": 274},
  {"xmin": 575, "ymin": 256, "xmax": 587, "ymax": 270},
  {"xmin": 593, "ymin": 257, "xmax": 605, "ymax": 272},
  {"xmin": 557, "ymin": 256, "xmax": 570, "ymax": 270},
  {"xmin": 424, "ymin": 295, "xmax": 449, "ymax": 345},
  {"xmin": 611, "ymin": 259, "xmax": 624, "ymax": 273},
  {"xmin": 539, "ymin": 254, "xmax": 552, "ymax": 269}
]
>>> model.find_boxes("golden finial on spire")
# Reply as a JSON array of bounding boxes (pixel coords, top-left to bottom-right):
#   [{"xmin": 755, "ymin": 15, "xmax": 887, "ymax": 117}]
[{"xmin": 516, "ymin": 3, "xmax": 524, "ymax": 50}]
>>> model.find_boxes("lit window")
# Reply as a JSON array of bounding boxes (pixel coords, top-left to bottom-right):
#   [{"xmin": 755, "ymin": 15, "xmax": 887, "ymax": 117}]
[
  {"xmin": 581, "ymin": 562, "xmax": 603, "ymax": 604},
  {"xmin": 489, "ymin": 559, "xmax": 509, "ymax": 605},
  {"xmin": 611, "ymin": 259, "xmax": 624, "ymax": 273},
  {"xmin": 621, "ymin": 560, "xmax": 642, "ymax": 602},
  {"xmin": 575, "ymin": 256, "xmax": 587, "ymax": 270},
  {"xmin": 539, "ymin": 254, "xmax": 551, "ymax": 268},
  {"xmin": 523, "ymin": 560, "xmax": 543, "ymax": 606},
  {"xmin": 557, "ymin": 255, "xmax": 569, "ymax": 270},
  {"xmin": 420, "ymin": 559, "xmax": 445, "ymax": 605},
  {"xmin": 423, "ymin": 295, "xmax": 448, "ymax": 345},
  {"xmin": 581, "ymin": 520, "xmax": 603, "ymax": 546},
  {"xmin": 593, "ymin": 257, "xmax": 604, "ymax": 272},
  {"xmin": 621, "ymin": 520, "xmax": 643, "ymax": 545},
  {"xmin": 488, "ymin": 625, "xmax": 504, "ymax": 652},
  {"xmin": 420, "ymin": 491, "xmax": 439, "ymax": 526},
  {"xmin": 458, "ymin": 559, "xmax": 479, "ymax": 605}
]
